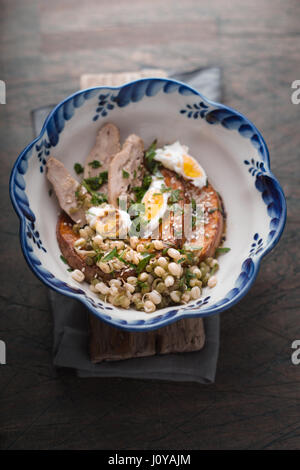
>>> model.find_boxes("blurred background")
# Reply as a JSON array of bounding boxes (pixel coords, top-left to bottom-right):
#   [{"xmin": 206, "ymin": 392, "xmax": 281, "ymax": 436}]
[{"xmin": 0, "ymin": 0, "xmax": 299, "ymax": 450}]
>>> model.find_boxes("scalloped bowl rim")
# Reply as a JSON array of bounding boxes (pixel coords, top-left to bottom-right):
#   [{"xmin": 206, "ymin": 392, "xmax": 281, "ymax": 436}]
[{"xmin": 9, "ymin": 77, "xmax": 287, "ymax": 331}]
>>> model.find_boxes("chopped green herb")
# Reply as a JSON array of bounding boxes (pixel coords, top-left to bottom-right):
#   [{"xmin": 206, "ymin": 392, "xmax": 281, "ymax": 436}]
[
  {"xmin": 83, "ymin": 171, "xmax": 108, "ymax": 191},
  {"xmin": 67, "ymin": 268, "xmax": 73, "ymax": 272},
  {"xmin": 216, "ymin": 247, "xmax": 231, "ymax": 254},
  {"xmin": 102, "ymin": 247, "xmax": 118, "ymax": 261},
  {"xmin": 133, "ymin": 170, "xmax": 137, "ymax": 179},
  {"xmin": 94, "ymin": 253, "xmax": 103, "ymax": 263},
  {"xmin": 74, "ymin": 163, "xmax": 84, "ymax": 174},
  {"xmin": 144, "ymin": 139, "xmax": 158, "ymax": 173},
  {"xmin": 143, "ymin": 174, "xmax": 152, "ymax": 188},
  {"xmin": 60, "ymin": 255, "xmax": 68, "ymax": 264},
  {"xmin": 137, "ymin": 280, "xmax": 148, "ymax": 289},
  {"xmin": 208, "ymin": 208, "xmax": 218, "ymax": 214},
  {"xmin": 210, "ymin": 264, "xmax": 218, "ymax": 275},
  {"xmin": 160, "ymin": 184, "xmax": 172, "ymax": 193},
  {"xmin": 122, "ymin": 169, "xmax": 130, "ymax": 179},
  {"xmin": 132, "ymin": 175, "xmax": 152, "ymax": 203},
  {"xmin": 168, "ymin": 189, "xmax": 182, "ymax": 204},
  {"xmin": 136, "ymin": 253, "xmax": 154, "ymax": 274},
  {"xmin": 192, "ymin": 198, "xmax": 197, "ymax": 229},
  {"xmin": 115, "ymin": 251, "xmax": 135, "ymax": 268},
  {"xmin": 177, "ymin": 258, "xmax": 186, "ymax": 264},
  {"xmin": 90, "ymin": 192, "xmax": 108, "ymax": 205},
  {"xmin": 88, "ymin": 160, "xmax": 102, "ymax": 168},
  {"xmin": 185, "ymin": 270, "xmax": 196, "ymax": 287}
]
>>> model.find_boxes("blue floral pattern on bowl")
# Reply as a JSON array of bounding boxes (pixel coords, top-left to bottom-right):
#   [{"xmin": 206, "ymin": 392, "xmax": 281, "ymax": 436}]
[{"xmin": 9, "ymin": 78, "xmax": 286, "ymax": 331}]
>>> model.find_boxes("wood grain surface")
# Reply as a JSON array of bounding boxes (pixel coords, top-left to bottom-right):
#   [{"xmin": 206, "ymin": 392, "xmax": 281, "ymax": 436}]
[{"xmin": 0, "ymin": 0, "xmax": 300, "ymax": 450}]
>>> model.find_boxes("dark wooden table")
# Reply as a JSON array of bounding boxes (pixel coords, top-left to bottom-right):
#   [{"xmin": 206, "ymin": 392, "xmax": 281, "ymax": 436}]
[{"xmin": 0, "ymin": 0, "xmax": 299, "ymax": 450}]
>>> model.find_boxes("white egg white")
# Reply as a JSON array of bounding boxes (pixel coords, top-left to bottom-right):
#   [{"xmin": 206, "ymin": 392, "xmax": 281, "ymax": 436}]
[
  {"xmin": 140, "ymin": 177, "xmax": 169, "ymax": 238},
  {"xmin": 154, "ymin": 141, "xmax": 207, "ymax": 189},
  {"xmin": 86, "ymin": 204, "xmax": 131, "ymax": 238}
]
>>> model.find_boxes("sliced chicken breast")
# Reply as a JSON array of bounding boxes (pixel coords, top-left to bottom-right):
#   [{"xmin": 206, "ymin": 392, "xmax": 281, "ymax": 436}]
[
  {"xmin": 108, "ymin": 134, "xmax": 144, "ymax": 207},
  {"xmin": 84, "ymin": 123, "xmax": 120, "ymax": 194},
  {"xmin": 46, "ymin": 156, "xmax": 86, "ymax": 225}
]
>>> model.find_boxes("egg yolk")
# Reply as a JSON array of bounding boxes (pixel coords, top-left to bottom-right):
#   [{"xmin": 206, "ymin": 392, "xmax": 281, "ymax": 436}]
[
  {"xmin": 183, "ymin": 154, "xmax": 203, "ymax": 178},
  {"xmin": 144, "ymin": 191, "xmax": 164, "ymax": 220},
  {"xmin": 95, "ymin": 212, "xmax": 119, "ymax": 236}
]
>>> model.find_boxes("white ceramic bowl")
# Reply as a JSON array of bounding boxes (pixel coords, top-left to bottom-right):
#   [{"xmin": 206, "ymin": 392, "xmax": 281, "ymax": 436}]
[{"xmin": 10, "ymin": 78, "xmax": 286, "ymax": 331}]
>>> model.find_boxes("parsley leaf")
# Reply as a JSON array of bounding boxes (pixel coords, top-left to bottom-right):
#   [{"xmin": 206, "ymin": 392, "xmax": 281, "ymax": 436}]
[
  {"xmin": 83, "ymin": 171, "xmax": 108, "ymax": 191},
  {"xmin": 145, "ymin": 140, "xmax": 158, "ymax": 173},
  {"xmin": 60, "ymin": 255, "xmax": 68, "ymax": 264},
  {"xmin": 132, "ymin": 174, "xmax": 152, "ymax": 203},
  {"xmin": 74, "ymin": 163, "xmax": 84, "ymax": 174},
  {"xmin": 90, "ymin": 193, "xmax": 108, "ymax": 205},
  {"xmin": 88, "ymin": 160, "xmax": 102, "ymax": 168},
  {"xmin": 122, "ymin": 169, "xmax": 129, "ymax": 179},
  {"xmin": 168, "ymin": 189, "xmax": 182, "ymax": 204}
]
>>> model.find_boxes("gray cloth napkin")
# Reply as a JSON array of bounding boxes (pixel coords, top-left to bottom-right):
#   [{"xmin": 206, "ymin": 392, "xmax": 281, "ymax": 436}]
[{"xmin": 32, "ymin": 67, "xmax": 222, "ymax": 383}]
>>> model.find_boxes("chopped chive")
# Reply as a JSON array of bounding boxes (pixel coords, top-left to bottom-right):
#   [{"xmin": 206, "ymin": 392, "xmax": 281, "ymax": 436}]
[
  {"xmin": 136, "ymin": 253, "xmax": 154, "ymax": 274},
  {"xmin": 60, "ymin": 255, "xmax": 68, "ymax": 264},
  {"xmin": 216, "ymin": 247, "xmax": 231, "ymax": 254},
  {"xmin": 102, "ymin": 247, "xmax": 118, "ymax": 261}
]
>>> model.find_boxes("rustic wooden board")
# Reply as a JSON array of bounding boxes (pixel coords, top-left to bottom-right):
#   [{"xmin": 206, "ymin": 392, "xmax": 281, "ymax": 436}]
[
  {"xmin": 89, "ymin": 315, "xmax": 205, "ymax": 363},
  {"xmin": 80, "ymin": 70, "xmax": 205, "ymax": 362}
]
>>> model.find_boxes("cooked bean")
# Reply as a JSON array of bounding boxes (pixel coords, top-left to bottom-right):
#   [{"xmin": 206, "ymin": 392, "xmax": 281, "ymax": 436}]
[
  {"xmin": 130, "ymin": 236, "xmax": 139, "ymax": 249},
  {"xmin": 170, "ymin": 290, "xmax": 181, "ymax": 302},
  {"xmin": 168, "ymin": 262, "xmax": 181, "ymax": 277},
  {"xmin": 127, "ymin": 276, "xmax": 138, "ymax": 286},
  {"xmin": 124, "ymin": 282, "xmax": 135, "ymax": 294},
  {"xmin": 154, "ymin": 266, "xmax": 165, "ymax": 277},
  {"xmin": 208, "ymin": 275, "xmax": 217, "ymax": 288},
  {"xmin": 95, "ymin": 282, "xmax": 110, "ymax": 295},
  {"xmin": 153, "ymin": 240, "xmax": 164, "ymax": 250},
  {"xmin": 98, "ymin": 261, "xmax": 111, "ymax": 273},
  {"xmin": 148, "ymin": 290, "xmax": 162, "ymax": 305},
  {"xmin": 71, "ymin": 269, "xmax": 85, "ymax": 282},
  {"xmin": 144, "ymin": 300, "xmax": 156, "ymax": 313},
  {"xmin": 138, "ymin": 272, "xmax": 149, "ymax": 282},
  {"xmin": 167, "ymin": 248, "xmax": 181, "ymax": 260},
  {"xmin": 164, "ymin": 275, "xmax": 175, "ymax": 287},
  {"xmin": 191, "ymin": 286, "xmax": 201, "ymax": 299},
  {"xmin": 156, "ymin": 282, "xmax": 167, "ymax": 293},
  {"xmin": 109, "ymin": 279, "xmax": 122, "ymax": 288},
  {"xmin": 157, "ymin": 256, "xmax": 168, "ymax": 268}
]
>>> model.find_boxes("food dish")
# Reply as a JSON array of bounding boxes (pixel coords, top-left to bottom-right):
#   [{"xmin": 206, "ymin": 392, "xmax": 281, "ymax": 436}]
[
  {"xmin": 47, "ymin": 124, "xmax": 226, "ymax": 313},
  {"xmin": 9, "ymin": 78, "xmax": 286, "ymax": 331}
]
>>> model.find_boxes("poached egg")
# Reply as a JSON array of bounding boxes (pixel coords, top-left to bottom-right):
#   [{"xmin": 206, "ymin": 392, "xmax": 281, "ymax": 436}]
[{"xmin": 154, "ymin": 141, "xmax": 207, "ymax": 189}]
